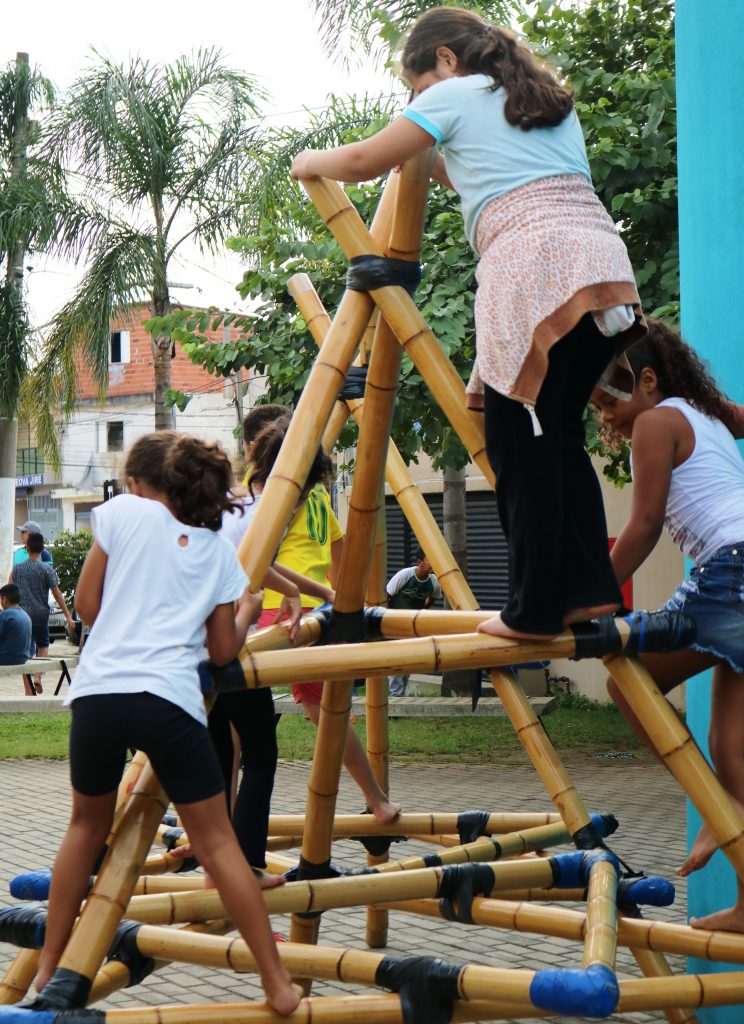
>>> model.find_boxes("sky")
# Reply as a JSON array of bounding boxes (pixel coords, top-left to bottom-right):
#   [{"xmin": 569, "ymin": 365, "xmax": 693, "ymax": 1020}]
[{"xmin": 3, "ymin": 0, "xmax": 396, "ymax": 327}]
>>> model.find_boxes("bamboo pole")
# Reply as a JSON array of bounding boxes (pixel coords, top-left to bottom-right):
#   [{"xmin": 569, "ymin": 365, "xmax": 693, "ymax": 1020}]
[
  {"xmin": 53, "ymin": 763, "xmax": 169, "ymax": 998},
  {"xmin": 290, "ymin": 190, "xmax": 597, "ymax": 843},
  {"xmin": 630, "ymin": 947, "xmax": 699, "ymax": 1024},
  {"xmin": 384, "ymin": 892, "xmax": 744, "ymax": 965},
  {"xmin": 87, "ymin": 921, "xmax": 232, "ymax": 1005},
  {"xmin": 225, "ymin": 622, "xmax": 647, "ymax": 690},
  {"xmin": 0, "ymin": 947, "xmax": 39, "ymax": 1004},
  {"xmin": 288, "ymin": 275, "xmax": 477, "ymax": 612},
  {"xmin": 267, "ymin": 811, "xmax": 560, "ymax": 837},
  {"xmin": 51, "ymin": 919, "xmax": 744, "ymax": 1016},
  {"xmin": 124, "ymin": 837, "xmax": 569, "ymax": 925},
  {"xmin": 234, "ymin": 175, "xmax": 399, "ymax": 591},
  {"xmin": 298, "ymin": 176, "xmax": 494, "ymax": 488},
  {"xmin": 582, "ymin": 857, "xmax": 618, "ymax": 972},
  {"xmin": 289, "ymin": 156, "xmax": 431, "ymax": 960},
  {"xmin": 94, "ymin": 995, "xmax": 533, "ymax": 1024},
  {"xmin": 605, "ymin": 653, "xmax": 744, "ymax": 881},
  {"xmin": 365, "ymin": 507, "xmax": 391, "ymax": 949}
]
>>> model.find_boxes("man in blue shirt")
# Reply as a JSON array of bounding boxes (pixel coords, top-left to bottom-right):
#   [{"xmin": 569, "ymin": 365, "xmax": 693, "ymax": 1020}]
[
  {"xmin": 13, "ymin": 520, "xmax": 53, "ymax": 566},
  {"xmin": 0, "ymin": 584, "xmax": 33, "ymax": 694}
]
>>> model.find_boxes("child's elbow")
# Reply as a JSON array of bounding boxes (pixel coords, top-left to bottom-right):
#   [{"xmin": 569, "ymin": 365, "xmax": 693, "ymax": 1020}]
[{"xmin": 207, "ymin": 639, "xmax": 239, "ymax": 668}]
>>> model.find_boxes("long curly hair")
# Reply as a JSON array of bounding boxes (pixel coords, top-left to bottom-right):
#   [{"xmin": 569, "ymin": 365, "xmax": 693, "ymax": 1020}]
[
  {"xmin": 400, "ymin": 7, "xmax": 573, "ymax": 130},
  {"xmin": 626, "ymin": 318, "xmax": 738, "ymax": 433},
  {"xmin": 248, "ymin": 416, "xmax": 333, "ymax": 499},
  {"xmin": 125, "ymin": 431, "xmax": 239, "ymax": 531}
]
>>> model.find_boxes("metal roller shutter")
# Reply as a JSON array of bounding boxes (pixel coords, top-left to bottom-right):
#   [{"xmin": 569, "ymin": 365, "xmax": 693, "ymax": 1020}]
[{"xmin": 385, "ymin": 489, "xmax": 510, "ymax": 609}]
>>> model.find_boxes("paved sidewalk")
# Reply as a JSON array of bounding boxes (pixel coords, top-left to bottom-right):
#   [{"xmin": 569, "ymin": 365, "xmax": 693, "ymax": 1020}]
[{"xmin": 0, "ymin": 756, "xmax": 689, "ymax": 1023}]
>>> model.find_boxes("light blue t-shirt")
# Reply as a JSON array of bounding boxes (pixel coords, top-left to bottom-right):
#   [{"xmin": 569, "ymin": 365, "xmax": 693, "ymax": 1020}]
[{"xmin": 403, "ymin": 74, "xmax": 592, "ymax": 250}]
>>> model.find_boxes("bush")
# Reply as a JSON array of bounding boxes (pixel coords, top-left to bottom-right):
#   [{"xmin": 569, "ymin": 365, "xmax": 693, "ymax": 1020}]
[{"xmin": 51, "ymin": 529, "xmax": 93, "ymax": 605}]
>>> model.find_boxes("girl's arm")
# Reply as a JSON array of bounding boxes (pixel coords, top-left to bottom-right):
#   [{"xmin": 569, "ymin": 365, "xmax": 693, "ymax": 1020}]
[
  {"xmin": 74, "ymin": 542, "xmax": 108, "ymax": 626},
  {"xmin": 431, "ymin": 152, "xmax": 455, "ymax": 190},
  {"xmin": 728, "ymin": 402, "xmax": 744, "ymax": 440},
  {"xmin": 206, "ymin": 589, "xmax": 264, "ymax": 666},
  {"xmin": 291, "ymin": 117, "xmax": 435, "ymax": 183},
  {"xmin": 272, "ymin": 563, "xmax": 334, "ymax": 605},
  {"xmin": 329, "ymin": 538, "xmax": 343, "ymax": 589},
  {"xmin": 610, "ymin": 411, "xmax": 675, "ymax": 586}
]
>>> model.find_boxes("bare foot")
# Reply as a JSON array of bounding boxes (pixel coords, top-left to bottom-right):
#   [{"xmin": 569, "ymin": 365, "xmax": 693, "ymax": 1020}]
[
  {"xmin": 34, "ymin": 680, "xmax": 43, "ymax": 694},
  {"xmin": 563, "ymin": 604, "xmax": 620, "ymax": 625},
  {"xmin": 690, "ymin": 905, "xmax": 744, "ymax": 933},
  {"xmin": 477, "ymin": 613, "xmax": 559, "ymax": 642},
  {"xmin": 262, "ymin": 971, "xmax": 303, "ymax": 1016},
  {"xmin": 370, "ymin": 799, "xmax": 402, "ymax": 826},
  {"xmin": 677, "ymin": 822, "xmax": 719, "ymax": 877},
  {"xmin": 253, "ymin": 869, "xmax": 286, "ymax": 890},
  {"xmin": 34, "ymin": 958, "xmax": 55, "ymax": 993},
  {"xmin": 201, "ymin": 867, "xmax": 285, "ymax": 890}
]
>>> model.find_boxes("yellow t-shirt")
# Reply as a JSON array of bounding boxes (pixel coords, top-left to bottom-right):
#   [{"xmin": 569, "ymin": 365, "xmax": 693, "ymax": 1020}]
[{"xmin": 262, "ymin": 484, "xmax": 343, "ymax": 610}]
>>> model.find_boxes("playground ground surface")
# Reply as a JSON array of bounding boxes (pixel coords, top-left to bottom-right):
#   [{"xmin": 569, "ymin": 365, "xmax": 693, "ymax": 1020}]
[{"xmin": 0, "ymin": 754, "xmax": 687, "ymax": 1024}]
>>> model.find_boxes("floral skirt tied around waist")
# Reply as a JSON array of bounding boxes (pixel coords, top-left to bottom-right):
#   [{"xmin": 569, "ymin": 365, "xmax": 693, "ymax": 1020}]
[
  {"xmin": 473, "ymin": 173, "xmax": 647, "ymax": 637},
  {"xmin": 468, "ymin": 173, "xmax": 646, "ymax": 407}
]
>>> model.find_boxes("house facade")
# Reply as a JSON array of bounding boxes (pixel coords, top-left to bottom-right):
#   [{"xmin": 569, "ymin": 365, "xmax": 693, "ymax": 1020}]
[{"xmin": 14, "ymin": 306, "xmax": 254, "ymax": 536}]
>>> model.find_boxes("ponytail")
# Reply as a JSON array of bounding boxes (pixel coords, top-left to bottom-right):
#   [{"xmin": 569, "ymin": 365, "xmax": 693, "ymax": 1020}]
[
  {"xmin": 125, "ymin": 431, "xmax": 238, "ymax": 531},
  {"xmin": 401, "ymin": 7, "xmax": 573, "ymax": 130}
]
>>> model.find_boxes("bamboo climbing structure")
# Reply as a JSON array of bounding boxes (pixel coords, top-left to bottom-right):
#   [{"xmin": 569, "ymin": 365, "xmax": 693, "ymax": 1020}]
[{"xmin": 2, "ymin": 153, "xmax": 741, "ymax": 1024}]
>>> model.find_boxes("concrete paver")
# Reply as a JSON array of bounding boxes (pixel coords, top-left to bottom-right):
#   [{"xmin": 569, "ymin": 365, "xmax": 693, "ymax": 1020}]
[{"xmin": 0, "ymin": 749, "xmax": 695, "ymax": 1023}]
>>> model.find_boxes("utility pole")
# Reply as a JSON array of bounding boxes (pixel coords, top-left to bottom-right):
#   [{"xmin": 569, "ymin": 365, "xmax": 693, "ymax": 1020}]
[{"xmin": 0, "ymin": 52, "xmax": 30, "ymax": 579}]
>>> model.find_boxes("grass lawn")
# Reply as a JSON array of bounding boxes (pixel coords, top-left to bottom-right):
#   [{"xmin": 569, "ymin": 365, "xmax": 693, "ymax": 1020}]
[{"xmin": 0, "ymin": 700, "xmax": 644, "ymax": 763}]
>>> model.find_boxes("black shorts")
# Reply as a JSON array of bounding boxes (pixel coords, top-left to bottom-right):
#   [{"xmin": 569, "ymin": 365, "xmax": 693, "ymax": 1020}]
[{"xmin": 69, "ymin": 692, "xmax": 225, "ymax": 805}]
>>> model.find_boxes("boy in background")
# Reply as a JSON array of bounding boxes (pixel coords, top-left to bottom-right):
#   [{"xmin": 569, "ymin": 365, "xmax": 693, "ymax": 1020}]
[
  {"xmin": 387, "ymin": 548, "xmax": 441, "ymax": 696},
  {"xmin": 0, "ymin": 583, "xmax": 33, "ymax": 693}
]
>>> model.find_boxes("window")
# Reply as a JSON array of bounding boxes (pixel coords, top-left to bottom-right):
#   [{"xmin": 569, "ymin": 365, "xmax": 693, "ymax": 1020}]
[
  {"xmin": 107, "ymin": 421, "xmax": 124, "ymax": 452},
  {"xmin": 109, "ymin": 330, "xmax": 130, "ymax": 364}
]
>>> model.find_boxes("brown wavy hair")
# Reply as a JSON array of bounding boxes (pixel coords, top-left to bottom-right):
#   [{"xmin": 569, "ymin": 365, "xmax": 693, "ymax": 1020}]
[
  {"xmin": 626, "ymin": 318, "xmax": 738, "ymax": 434},
  {"xmin": 248, "ymin": 416, "xmax": 333, "ymax": 499},
  {"xmin": 400, "ymin": 7, "xmax": 573, "ymax": 130},
  {"xmin": 125, "ymin": 431, "xmax": 239, "ymax": 531}
]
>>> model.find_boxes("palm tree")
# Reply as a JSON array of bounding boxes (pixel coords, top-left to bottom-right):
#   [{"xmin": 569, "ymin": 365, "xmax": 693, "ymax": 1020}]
[
  {"xmin": 0, "ymin": 52, "xmax": 103, "ymax": 575},
  {"xmin": 310, "ymin": 0, "xmax": 521, "ymax": 66},
  {"xmin": 35, "ymin": 48, "xmax": 267, "ymax": 433}
]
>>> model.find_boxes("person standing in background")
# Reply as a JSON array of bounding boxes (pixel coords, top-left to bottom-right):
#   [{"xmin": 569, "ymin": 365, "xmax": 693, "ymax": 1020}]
[{"xmin": 387, "ymin": 547, "xmax": 441, "ymax": 696}]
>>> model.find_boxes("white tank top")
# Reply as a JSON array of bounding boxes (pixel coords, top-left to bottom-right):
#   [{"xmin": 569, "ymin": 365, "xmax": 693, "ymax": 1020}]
[{"xmin": 659, "ymin": 397, "xmax": 744, "ymax": 565}]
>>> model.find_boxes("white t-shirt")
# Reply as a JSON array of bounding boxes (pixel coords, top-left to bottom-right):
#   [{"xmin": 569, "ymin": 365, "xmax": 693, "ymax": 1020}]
[
  {"xmin": 221, "ymin": 494, "xmax": 260, "ymax": 551},
  {"xmin": 66, "ymin": 494, "xmax": 247, "ymax": 724}
]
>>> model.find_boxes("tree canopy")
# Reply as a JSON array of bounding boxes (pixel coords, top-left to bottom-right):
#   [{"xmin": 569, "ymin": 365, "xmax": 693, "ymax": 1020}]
[
  {"xmin": 30, "ymin": 47, "xmax": 268, "ymax": 441},
  {"xmin": 154, "ymin": 0, "xmax": 675, "ymax": 485}
]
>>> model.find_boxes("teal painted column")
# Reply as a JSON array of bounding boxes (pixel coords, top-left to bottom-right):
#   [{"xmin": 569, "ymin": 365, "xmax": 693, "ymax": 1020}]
[{"xmin": 676, "ymin": 3, "xmax": 744, "ymax": 1021}]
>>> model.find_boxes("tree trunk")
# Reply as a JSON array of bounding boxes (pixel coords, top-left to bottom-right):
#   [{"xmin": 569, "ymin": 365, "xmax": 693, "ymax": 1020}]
[
  {"xmin": 151, "ymin": 271, "xmax": 172, "ymax": 431},
  {"xmin": 441, "ymin": 465, "xmax": 479, "ymax": 698},
  {"xmin": 0, "ymin": 418, "xmax": 18, "ymax": 579},
  {"xmin": 1, "ymin": 53, "xmax": 30, "ymax": 576}
]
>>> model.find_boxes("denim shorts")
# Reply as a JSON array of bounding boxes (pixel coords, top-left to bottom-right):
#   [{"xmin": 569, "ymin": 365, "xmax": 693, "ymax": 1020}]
[
  {"xmin": 660, "ymin": 543, "xmax": 744, "ymax": 673},
  {"xmin": 29, "ymin": 613, "xmax": 50, "ymax": 650}
]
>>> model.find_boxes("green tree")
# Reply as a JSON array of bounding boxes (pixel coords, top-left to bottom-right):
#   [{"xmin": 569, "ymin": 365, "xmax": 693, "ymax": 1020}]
[
  {"xmin": 0, "ymin": 53, "xmax": 102, "ymax": 575},
  {"xmin": 522, "ymin": 0, "xmax": 677, "ymax": 315},
  {"xmin": 34, "ymin": 48, "xmax": 267, "ymax": 436},
  {"xmin": 147, "ymin": 98, "xmax": 477, "ymax": 472},
  {"xmin": 312, "ymin": 0, "xmax": 678, "ymax": 314},
  {"xmin": 51, "ymin": 528, "xmax": 93, "ymax": 606}
]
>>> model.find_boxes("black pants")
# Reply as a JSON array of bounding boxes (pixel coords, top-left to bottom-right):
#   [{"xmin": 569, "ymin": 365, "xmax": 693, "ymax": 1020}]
[
  {"xmin": 484, "ymin": 315, "xmax": 622, "ymax": 635},
  {"xmin": 208, "ymin": 688, "xmax": 278, "ymax": 869}
]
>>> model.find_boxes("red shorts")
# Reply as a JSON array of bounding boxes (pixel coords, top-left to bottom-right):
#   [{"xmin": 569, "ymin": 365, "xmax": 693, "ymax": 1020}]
[{"xmin": 258, "ymin": 607, "xmax": 324, "ymax": 707}]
